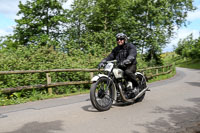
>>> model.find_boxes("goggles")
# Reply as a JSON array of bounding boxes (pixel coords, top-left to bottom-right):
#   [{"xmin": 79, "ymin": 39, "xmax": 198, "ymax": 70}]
[{"xmin": 116, "ymin": 38, "xmax": 125, "ymax": 41}]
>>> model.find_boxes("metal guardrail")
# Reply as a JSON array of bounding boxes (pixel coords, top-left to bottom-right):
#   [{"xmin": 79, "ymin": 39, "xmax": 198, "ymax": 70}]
[{"xmin": 0, "ymin": 64, "xmax": 173, "ymax": 94}]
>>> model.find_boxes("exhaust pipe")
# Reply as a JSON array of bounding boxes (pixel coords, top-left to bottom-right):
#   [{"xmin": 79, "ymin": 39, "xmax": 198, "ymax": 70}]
[
  {"xmin": 118, "ymin": 84, "xmax": 134, "ymax": 103},
  {"xmin": 134, "ymin": 87, "xmax": 149, "ymax": 100},
  {"xmin": 118, "ymin": 83, "xmax": 149, "ymax": 103}
]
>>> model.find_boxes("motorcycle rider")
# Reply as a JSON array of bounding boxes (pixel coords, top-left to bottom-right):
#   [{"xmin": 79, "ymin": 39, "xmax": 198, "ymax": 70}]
[{"xmin": 98, "ymin": 33, "xmax": 139, "ymax": 93}]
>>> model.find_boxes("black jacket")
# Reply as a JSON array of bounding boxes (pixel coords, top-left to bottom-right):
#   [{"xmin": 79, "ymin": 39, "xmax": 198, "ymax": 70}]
[{"xmin": 103, "ymin": 43, "xmax": 137, "ymax": 65}]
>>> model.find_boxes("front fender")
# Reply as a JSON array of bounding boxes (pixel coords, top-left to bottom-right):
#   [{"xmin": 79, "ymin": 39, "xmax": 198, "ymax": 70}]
[{"xmin": 91, "ymin": 74, "xmax": 109, "ymax": 82}]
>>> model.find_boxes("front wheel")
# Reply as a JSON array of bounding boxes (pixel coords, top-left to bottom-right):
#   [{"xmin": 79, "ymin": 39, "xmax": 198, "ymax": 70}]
[{"xmin": 90, "ymin": 77, "xmax": 115, "ymax": 111}]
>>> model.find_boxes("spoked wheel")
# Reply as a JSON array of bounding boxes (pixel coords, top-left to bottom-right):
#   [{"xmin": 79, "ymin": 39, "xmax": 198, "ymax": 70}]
[{"xmin": 90, "ymin": 77, "xmax": 114, "ymax": 111}]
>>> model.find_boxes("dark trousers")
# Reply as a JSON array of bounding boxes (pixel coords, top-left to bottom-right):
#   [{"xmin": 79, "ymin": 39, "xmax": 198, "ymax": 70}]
[{"xmin": 122, "ymin": 64, "xmax": 138, "ymax": 87}]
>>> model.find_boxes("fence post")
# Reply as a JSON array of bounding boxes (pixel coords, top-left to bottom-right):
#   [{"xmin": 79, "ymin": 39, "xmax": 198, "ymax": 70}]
[
  {"xmin": 90, "ymin": 72, "xmax": 94, "ymax": 83},
  {"xmin": 156, "ymin": 69, "xmax": 159, "ymax": 79},
  {"xmin": 46, "ymin": 73, "xmax": 52, "ymax": 95},
  {"xmin": 156, "ymin": 69, "xmax": 159, "ymax": 74}
]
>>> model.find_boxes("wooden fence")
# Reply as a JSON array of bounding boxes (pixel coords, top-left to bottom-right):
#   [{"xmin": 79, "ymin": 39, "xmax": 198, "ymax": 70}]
[{"xmin": 0, "ymin": 64, "xmax": 173, "ymax": 94}]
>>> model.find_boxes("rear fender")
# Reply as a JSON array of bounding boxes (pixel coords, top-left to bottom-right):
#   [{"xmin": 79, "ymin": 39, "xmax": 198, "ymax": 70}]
[{"xmin": 135, "ymin": 72, "xmax": 147, "ymax": 82}]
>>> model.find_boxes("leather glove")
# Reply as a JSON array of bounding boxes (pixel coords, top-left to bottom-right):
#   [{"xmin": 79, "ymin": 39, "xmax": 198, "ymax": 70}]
[
  {"xmin": 118, "ymin": 59, "xmax": 132, "ymax": 68},
  {"xmin": 98, "ymin": 60, "xmax": 106, "ymax": 69},
  {"xmin": 123, "ymin": 59, "xmax": 132, "ymax": 65},
  {"xmin": 118, "ymin": 61, "xmax": 126, "ymax": 68}
]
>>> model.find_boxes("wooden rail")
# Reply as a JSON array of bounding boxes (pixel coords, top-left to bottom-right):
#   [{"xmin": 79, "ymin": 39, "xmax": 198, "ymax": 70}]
[{"xmin": 0, "ymin": 64, "xmax": 173, "ymax": 94}]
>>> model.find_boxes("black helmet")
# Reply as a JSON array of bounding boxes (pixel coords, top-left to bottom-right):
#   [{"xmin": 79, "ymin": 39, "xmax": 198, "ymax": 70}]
[{"xmin": 116, "ymin": 33, "xmax": 127, "ymax": 42}]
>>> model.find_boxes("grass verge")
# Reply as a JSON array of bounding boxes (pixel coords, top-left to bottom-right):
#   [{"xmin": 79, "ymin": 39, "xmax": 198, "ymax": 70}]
[
  {"xmin": 176, "ymin": 59, "xmax": 200, "ymax": 69},
  {"xmin": 148, "ymin": 67, "xmax": 176, "ymax": 83},
  {"xmin": 0, "ymin": 89, "xmax": 90, "ymax": 106}
]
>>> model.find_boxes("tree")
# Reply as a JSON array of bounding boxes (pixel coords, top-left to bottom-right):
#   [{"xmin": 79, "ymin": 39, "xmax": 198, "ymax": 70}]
[
  {"xmin": 86, "ymin": 0, "xmax": 123, "ymax": 32},
  {"xmin": 121, "ymin": 0, "xmax": 195, "ymax": 65},
  {"xmin": 1, "ymin": 0, "xmax": 195, "ymax": 66},
  {"xmin": 65, "ymin": 0, "xmax": 196, "ymax": 63},
  {"xmin": 175, "ymin": 34, "xmax": 200, "ymax": 59},
  {"xmin": 66, "ymin": 0, "xmax": 92, "ymax": 47},
  {"xmin": 65, "ymin": 0, "xmax": 123, "ymax": 54},
  {"xmin": 14, "ymin": 0, "xmax": 68, "ymax": 47}
]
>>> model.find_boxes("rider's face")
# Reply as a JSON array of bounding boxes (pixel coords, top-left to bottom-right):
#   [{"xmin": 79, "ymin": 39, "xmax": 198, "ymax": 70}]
[{"xmin": 117, "ymin": 38, "xmax": 125, "ymax": 45}]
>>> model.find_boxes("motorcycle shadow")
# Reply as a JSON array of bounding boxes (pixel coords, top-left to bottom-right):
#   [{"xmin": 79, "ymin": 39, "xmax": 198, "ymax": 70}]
[
  {"xmin": 81, "ymin": 105, "xmax": 100, "ymax": 112},
  {"xmin": 82, "ymin": 103, "xmax": 135, "ymax": 112},
  {"xmin": 113, "ymin": 102, "xmax": 135, "ymax": 107}
]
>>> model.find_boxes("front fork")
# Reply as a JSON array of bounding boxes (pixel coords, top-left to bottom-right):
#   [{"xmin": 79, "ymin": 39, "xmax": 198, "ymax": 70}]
[{"xmin": 103, "ymin": 75, "xmax": 117, "ymax": 103}]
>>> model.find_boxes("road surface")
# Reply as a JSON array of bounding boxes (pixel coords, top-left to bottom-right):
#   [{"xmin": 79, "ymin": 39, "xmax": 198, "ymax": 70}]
[{"xmin": 0, "ymin": 67, "xmax": 200, "ymax": 133}]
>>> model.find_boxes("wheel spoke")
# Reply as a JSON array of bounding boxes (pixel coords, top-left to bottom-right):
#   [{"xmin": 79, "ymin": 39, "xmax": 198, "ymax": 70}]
[
  {"xmin": 96, "ymin": 93, "xmax": 112, "ymax": 107},
  {"xmin": 90, "ymin": 77, "xmax": 113, "ymax": 111},
  {"xmin": 96, "ymin": 88, "xmax": 112, "ymax": 107}
]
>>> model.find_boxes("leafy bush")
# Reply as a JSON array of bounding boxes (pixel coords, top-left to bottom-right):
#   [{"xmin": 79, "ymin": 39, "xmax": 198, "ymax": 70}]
[
  {"xmin": 175, "ymin": 34, "xmax": 200, "ymax": 59},
  {"xmin": 0, "ymin": 45, "xmax": 100, "ymax": 90},
  {"xmin": 0, "ymin": 44, "xmax": 155, "ymax": 106}
]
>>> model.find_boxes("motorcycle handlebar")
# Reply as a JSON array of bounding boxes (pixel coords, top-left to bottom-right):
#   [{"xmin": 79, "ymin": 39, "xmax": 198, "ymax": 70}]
[
  {"xmin": 98, "ymin": 60, "xmax": 118, "ymax": 70},
  {"xmin": 106, "ymin": 60, "xmax": 117, "ymax": 63}
]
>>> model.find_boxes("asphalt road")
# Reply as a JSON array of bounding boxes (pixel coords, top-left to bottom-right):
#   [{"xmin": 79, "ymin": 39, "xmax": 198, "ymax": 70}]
[{"xmin": 0, "ymin": 67, "xmax": 200, "ymax": 133}]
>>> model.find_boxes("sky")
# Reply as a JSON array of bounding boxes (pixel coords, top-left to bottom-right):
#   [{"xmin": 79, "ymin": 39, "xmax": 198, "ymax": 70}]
[{"xmin": 0, "ymin": 0, "xmax": 200, "ymax": 52}]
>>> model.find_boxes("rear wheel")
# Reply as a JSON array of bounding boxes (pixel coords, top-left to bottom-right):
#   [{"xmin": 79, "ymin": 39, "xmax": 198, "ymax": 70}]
[
  {"xmin": 90, "ymin": 77, "xmax": 114, "ymax": 111},
  {"xmin": 135, "ymin": 74, "xmax": 147, "ymax": 102}
]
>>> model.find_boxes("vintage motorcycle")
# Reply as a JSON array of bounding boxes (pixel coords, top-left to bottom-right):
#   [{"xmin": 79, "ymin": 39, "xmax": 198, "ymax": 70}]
[{"xmin": 90, "ymin": 60, "xmax": 149, "ymax": 111}]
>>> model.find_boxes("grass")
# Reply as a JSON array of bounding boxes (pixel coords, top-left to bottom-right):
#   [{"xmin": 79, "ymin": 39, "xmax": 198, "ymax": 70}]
[
  {"xmin": 161, "ymin": 52, "xmax": 200, "ymax": 69},
  {"xmin": 176, "ymin": 59, "xmax": 200, "ymax": 69},
  {"xmin": 0, "ymin": 89, "xmax": 90, "ymax": 106},
  {"xmin": 147, "ymin": 66, "xmax": 176, "ymax": 83}
]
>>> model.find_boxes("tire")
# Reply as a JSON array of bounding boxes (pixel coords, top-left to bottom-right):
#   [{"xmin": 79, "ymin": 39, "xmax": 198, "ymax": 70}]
[
  {"xmin": 90, "ymin": 77, "xmax": 114, "ymax": 111},
  {"xmin": 135, "ymin": 74, "xmax": 147, "ymax": 102},
  {"xmin": 135, "ymin": 93, "xmax": 145, "ymax": 102}
]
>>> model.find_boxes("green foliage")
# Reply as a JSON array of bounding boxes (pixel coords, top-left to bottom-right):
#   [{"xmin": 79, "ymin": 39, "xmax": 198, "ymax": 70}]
[
  {"xmin": 0, "ymin": 46, "xmax": 99, "ymax": 90},
  {"xmin": 175, "ymin": 34, "xmax": 200, "ymax": 59},
  {"xmin": 0, "ymin": 45, "xmax": 177, "ymax": 106},
  {"xmin": 0, "ymin": 0, "xmax": 196, "ymax": 64},
  {"xmin": 0, "ymin": 45, "xmax": 102, "ymax": 105},
  {"xmin": 0, "ymin": 36, "xmax": 18, "ymax": 50},
  {"xmin": 66, "ymin": 0, "xmax": 195, "ymax": 65},
  {"xmin": 0, "ymin": 89, "xmax": 52, "ymax": 106},
  {"xmin": 176, "ymin": 58, "xmax": 200, "ymax": 69},
  {"xmin": 86, "ymin": 0, "xmax": 123, "ymax": 32},
  {"xmin": 0, "ymin": 45, "xmax": 146, "ymax": 89},
  {"xmin": 161, "ymin": 52, "xmax": 200, "ymax": 69},
  {"xmin": 67, "ymin": 30, "xmax": 116, "ymax": 55},
  {"xmin": 14, "ymin": 0, "xmax": 68, "ymax": 47},
  {"xmin": 145, "ymin": 47, "xmax": 163, "ymax": 66},
  {"xmin": 148, "ymin": 67, "xmax": 176, "ymax": 83}
]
